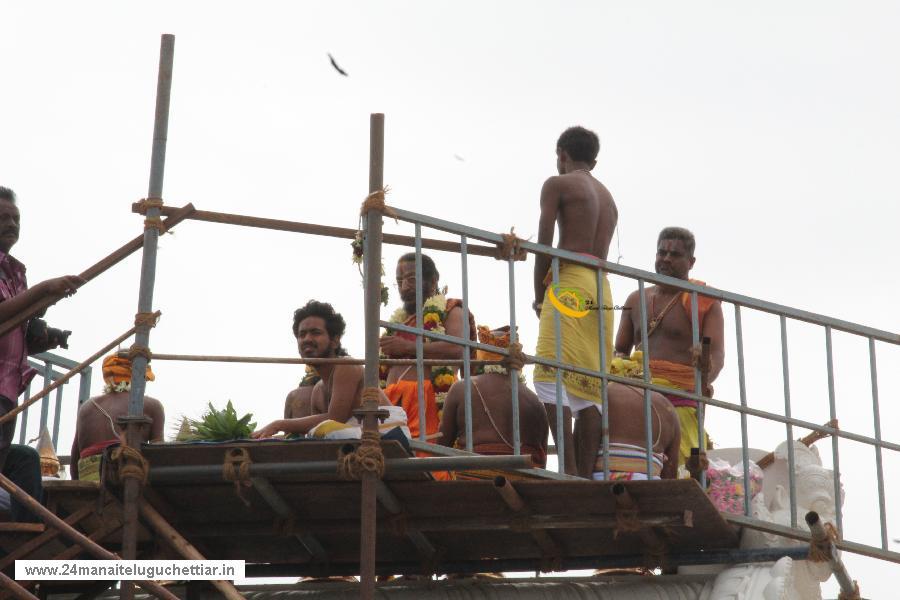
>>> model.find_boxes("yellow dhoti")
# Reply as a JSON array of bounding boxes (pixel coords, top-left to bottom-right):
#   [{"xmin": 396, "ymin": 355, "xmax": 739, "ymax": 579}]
[
  {"xmin": 648, "ymin": 359, "xmax": 711, "ymax": 469},
  {"xmin": 534, "ymin": 263, "xmax": 613, "ymax": 408}
]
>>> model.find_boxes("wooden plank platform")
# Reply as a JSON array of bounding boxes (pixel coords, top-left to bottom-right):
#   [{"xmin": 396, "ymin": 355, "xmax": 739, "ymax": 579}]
[{"xmin": 1, "ymin": 441, "xmax": 739, "ymax": 578}]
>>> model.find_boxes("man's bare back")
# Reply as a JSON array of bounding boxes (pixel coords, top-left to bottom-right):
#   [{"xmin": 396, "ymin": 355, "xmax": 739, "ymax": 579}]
[
  {"xmin": 70, "ymin": 392, "xmax": 164, "ymax": 479},
  {"xmin": 584, "ymin": 383, "xmax": 680, "ymax": 479},
  {"xmin": 550, "ymin": 172, "xmax": 617, "ymax": 260},
  {"xmin": 440, "ymin": 374, "xmax": 548, "ymax": 456}
]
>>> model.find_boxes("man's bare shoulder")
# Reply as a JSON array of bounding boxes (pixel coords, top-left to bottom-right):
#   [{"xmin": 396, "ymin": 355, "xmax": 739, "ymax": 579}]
[{"xmin": 285, "ymin": 387, "xmax": 302, "ymax": 402}]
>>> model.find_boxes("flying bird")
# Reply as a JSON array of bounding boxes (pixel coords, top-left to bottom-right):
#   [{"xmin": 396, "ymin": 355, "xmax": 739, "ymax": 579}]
[
  {"xmin": 327, "ymin": 53, "xmax": 348, "ymax": 76},
  {"xmin": 453, "ymin": 154, "xmax": 465, "ymax": 162}
]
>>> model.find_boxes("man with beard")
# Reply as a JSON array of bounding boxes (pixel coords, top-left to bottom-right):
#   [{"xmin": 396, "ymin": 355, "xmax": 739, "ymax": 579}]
[
  {"xmin": 0, "ymin": 186, "xmax": 84, "ymax": 521},
  {"xmin": 253, "ymin": 300, "xmax": 392, "ymax": 438},
  {"xmin": 378, "ymin": 253, "xmax": 476, "ymax": 443},
  {"xmin": 614, "ymin": 227, "xmax": 724, "ymax": 468},
  {"xmin": 532, "ymin": 127, "xmax": 617, "ymax": 475}
]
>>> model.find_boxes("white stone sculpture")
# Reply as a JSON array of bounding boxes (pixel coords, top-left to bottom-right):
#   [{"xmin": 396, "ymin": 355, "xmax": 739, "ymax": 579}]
[{"xmin": 709, "ymin": 441, "xmax": 843, "ymax": 600}]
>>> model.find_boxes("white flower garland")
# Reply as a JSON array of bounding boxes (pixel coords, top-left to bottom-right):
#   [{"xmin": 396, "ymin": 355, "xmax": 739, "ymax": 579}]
[{"xmin": 103, "ymin": 381, "xmax": 131, "ymax": 394}]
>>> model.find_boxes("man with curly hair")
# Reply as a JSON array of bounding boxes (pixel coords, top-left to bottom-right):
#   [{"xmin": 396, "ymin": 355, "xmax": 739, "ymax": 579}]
[{"xmin": 254, "ymin": 300, "xmax": 393, "ymax": 438}]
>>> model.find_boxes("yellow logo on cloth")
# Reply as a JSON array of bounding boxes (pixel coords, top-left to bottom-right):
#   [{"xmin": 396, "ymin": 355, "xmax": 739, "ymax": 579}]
[{"xmin": 547, "ymin": 285, "xmax": 591, "ymax": 318}]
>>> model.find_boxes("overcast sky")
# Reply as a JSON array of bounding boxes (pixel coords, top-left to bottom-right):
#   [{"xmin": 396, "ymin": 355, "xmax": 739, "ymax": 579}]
[{"xmin": 2, "ymin": 1, "xmax": 898, "ymax": 595}]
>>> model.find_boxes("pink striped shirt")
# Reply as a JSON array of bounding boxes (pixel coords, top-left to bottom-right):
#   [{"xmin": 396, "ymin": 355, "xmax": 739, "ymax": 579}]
[{"xmin": 0, "ymin": 252, "xmax": 37, "ymax": 402}]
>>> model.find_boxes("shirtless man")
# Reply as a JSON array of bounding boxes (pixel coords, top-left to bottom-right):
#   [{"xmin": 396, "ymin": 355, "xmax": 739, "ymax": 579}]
[
  {"xmin": 615, "ymin": 227, "xmax": 724, "ymax": 468},
  {"xmin": 439, "ymin": 327, "xmax": 549, "ymax": 471},
  {"xmin": 578, "ymin": 382, "xmax": 680, "ymax": 480},
  {"xmin": 532, "ymin": 126, "xmax": 617, "ymax": 475},
  {"xmin": 379, "ymin": 253, "xmax": 475, "ymax": 441},
  {"xmin": 70, "ymin": 355, "xmax": 164, "ymax": 480},
  {"xmin": 253, "ymin": 300, "xmax": 391, "ymax": 438}
]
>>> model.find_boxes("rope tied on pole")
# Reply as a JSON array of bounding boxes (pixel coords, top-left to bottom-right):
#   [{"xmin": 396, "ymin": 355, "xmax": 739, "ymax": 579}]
[
  {"xmin": 108, "ymin": 445, "xmax": 150, "ymax": 486},
  {"xmin": 337, "ymin": 431, "xmax": 386, "ymax": 480},
  {"xmin": 837, "ymin": 582, "xmax": 861, "ymax": 600},
  {"xmin": 808, "ymin": 521, "xmax": 840, "ymax": 562},
  {"xmin": 134, "ymin": 310, "xmax": 161, "ymax": 334},
  {"xmin": 127, "ymin": 344, "xmax": 153, "ymax": 362},
  {"xmin": 613, "ymin": 508, "xmax": 643, "ymax": 540},
  {"xmin": 222, "ymin": 447, "xmax": 253, "ymax": 507},
  {"xmin": 359, "ymin": 186, "xmax": 397, "ymax": 220},
  {"xmin": 134, "ymin": 197, "xmax": 165, "ymax": 214},
  {"xmin": 144, "ymin": 215, "xmax": 167, "ymax": 234},
  {"xmin": 501, "ymin": 341, "xmax": 528, "ymax": 372},
  {"xmin": 495, "ymin": 227, "xmax": 528, "ymax": 262}
]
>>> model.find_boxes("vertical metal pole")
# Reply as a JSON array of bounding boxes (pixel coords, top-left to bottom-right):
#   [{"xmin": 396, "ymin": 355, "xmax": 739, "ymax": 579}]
[
  {"xmin": 52, "ymin": 385, "xmax": 63, "ymax": 447},
  {"xmin": 637, "ymin": 280, "xmax": 652, "ymax": 477},
  {"xmin": 779, "ymin": 316, "xmax": 797, "ymax": 529},
  {"xmin": 508, "ymin": 258, "xmax": 521, "ymax": 455},
  {"xmin": 824, "ymin": 326, "xmax": 843, "ymax": 534},
  {"xmin": 597, "ymin": 270, "xmax": 610, "ymax": 481},
  {"xmin": 18, "ymin": 382, "xmax": 31, "ymax": 444},
  {"xmin": 359, "ymin": 113, "xmax": 385, "ymax": 600},
  {"xmin": 460, "ymin": 236, "xmax": 473, "ymax": 452},
  {"xmin": 551, "ymin": 257, "xmax": 564, "ymax": 473},
  {"xmin": 690, "ymin": 291, "xmax": 706, "ymax": 488},
  {"xmin": 121, "ymin": 35, "xmax": 175, "ymax": 600},
  {"xmin": 868, "ymin": 337, "xmax": 888, "ymax": 549},
  {"xmin": 78, "ymin": 367, "xmax": 92, "ymax": 405},
  {"xmin": 39, "ymin": 362, "xmax": 52, "ymax": 432},
  {"xmin": 414, "ymin": 226, "xmax": 426, "ymax": 442},
  {"xmin": 735, "ymin": 305, "xmax": 752, "ymax": 517}
]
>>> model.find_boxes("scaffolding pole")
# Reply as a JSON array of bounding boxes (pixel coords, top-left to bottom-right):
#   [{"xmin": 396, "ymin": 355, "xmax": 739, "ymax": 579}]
[{"xmin": 120, "ymin": 33, "xmax": 175, "ymax": 600}]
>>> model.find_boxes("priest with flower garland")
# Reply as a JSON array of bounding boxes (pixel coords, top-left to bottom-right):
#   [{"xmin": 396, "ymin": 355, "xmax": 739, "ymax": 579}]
[
  {"xmin": 439, "ymin": 325, "xmax": 548, "ymax": 479},
  {"xmin": 379, "ymin": 253, "xmax": 477, "ymax": 443}
]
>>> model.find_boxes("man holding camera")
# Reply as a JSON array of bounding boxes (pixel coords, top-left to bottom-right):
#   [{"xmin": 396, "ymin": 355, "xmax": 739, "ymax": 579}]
[{"xmin": 0, "ymin": 186, "xmax": 83, "ymax": 521}]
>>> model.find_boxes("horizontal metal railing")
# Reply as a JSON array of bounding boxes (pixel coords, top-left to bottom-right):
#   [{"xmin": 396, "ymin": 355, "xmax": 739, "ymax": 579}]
[{"xmin": 380, "ymin": 204, "xmax": 900, "ymax": 565}]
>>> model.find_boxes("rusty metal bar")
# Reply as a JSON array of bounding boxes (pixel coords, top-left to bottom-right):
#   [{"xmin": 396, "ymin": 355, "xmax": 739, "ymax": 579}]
[
  {"xmin": 0, "ymin": 473, "xmax": 179, "ymax": 600},
  {"xmin": 375, "ymin": 480, "xmax": 437, "ymax": 560},
  {"xmin": 136, "ymin": 204, "xmax": 499, "ymax": 257},
  {"xmin": 250, "ymin": 476, "xmax": 327, "ymax": 561},
  {"xmin": 806, "ymin": 511, "xmax": 858, "ymax": 597},
  {"xmin": 0, "ymin": 571, "xmax": 39, "ymax": 600},
  {"xmin": 138, "ymin": 500, "xmax": 244, "ymax": 600},
  {"xmin": 358, "ymin": 112, "xmax": 385, "ymax": 600}
]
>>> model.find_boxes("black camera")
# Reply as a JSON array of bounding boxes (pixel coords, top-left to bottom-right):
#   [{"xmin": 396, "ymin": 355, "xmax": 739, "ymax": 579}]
[{"xmin": 26, "ymin": 318, "xmax": 72, "ymax": 353}]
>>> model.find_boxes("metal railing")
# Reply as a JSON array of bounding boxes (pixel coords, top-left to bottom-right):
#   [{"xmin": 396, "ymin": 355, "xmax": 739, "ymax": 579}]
[
  {"xmin": 377, "ymin": 204, "xmax": 900, "ymax": 566},
  {"xmin": 15, "ymin": 352, "xmax": 92, "ymax": 450}
]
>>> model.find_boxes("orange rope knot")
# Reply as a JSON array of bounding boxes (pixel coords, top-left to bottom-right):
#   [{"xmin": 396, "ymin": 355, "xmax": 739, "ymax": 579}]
[
  {"xmin": 222, "ymin": 448, "xmax": 253, "ymax": 483},
  {"xmin": 133, "ymin": 311, "xmax": 161, "ymax": 332},
  {"xmin": 501, "ymin": 342, "xmax": 528, "ymax": 372},
  {"xmin": 144, "ymin": 216, "xmax": 167, "ymax": 234},
  {"xmin": 127, "ymin": 344, "xmax": 153, "ymax": 363},
  {"xmin": 808, "ymin": 521, "xmax": 841, "ymax": 563},
  {"xmin": 359, "ymin": 186, "xmax": 398, "ymax": 220},
  {"xmin": 495, "ymin": 227, "xmax": 528, "ymax": 262},
  {"xmin": 108, "ymin": 445, "xmax": 149, "ymax": 485},
  {"xmin": 135, "ymin": 197, "xmax": 165, "ymax": 214},
  {"xmin": 337, "ymin": 430, "xmax": 385, "ymax": 480},
  {"xmin": 690, "ymin": 344, "xmax": 703, "ymax": 368},
  {"xmin": 360, "ymin": 387, "xmax": 383, "ymax": 404},
  {"xmin": 223, "ymin": 447, "xmax": 254, "ymax": 508},
  {"xmin": 613, "ymin": 508, "xmax": 643, "ymax": 540}
]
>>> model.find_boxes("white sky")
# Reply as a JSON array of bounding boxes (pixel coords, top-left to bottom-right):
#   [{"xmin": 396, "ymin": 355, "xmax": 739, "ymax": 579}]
[{"xmin": 2, "ymin": 1, "xmax": 898, "ymax": 596}]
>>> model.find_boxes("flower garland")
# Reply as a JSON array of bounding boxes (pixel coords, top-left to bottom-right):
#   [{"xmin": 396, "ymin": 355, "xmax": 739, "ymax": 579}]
[
  {"xmin": 104, "ymin": 381, "xmax": 131, "ymax": 394},
  {"xmin": 479, "ymin": 363, "xmax": 527, "ymax": 383},
  {"xmin": 382, "ymin": 291, "xmax": 457, "ymax": 404},
  {"xmin": 352, "ymin": 230, "xmax": 389, "ymax": 306}
]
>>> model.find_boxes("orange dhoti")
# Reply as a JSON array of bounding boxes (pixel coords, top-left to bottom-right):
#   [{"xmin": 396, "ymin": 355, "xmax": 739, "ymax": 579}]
[
  {"xmin": 384, "ymin": 379, "xmax": 450, "ymax": 480},
  {"xmin": 453, "ymin": 442, "xmax": 548, "ymax": 481},
  {"xmin": 384, "ymin": 379, "xmax": 440, "ymax": 441}
]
